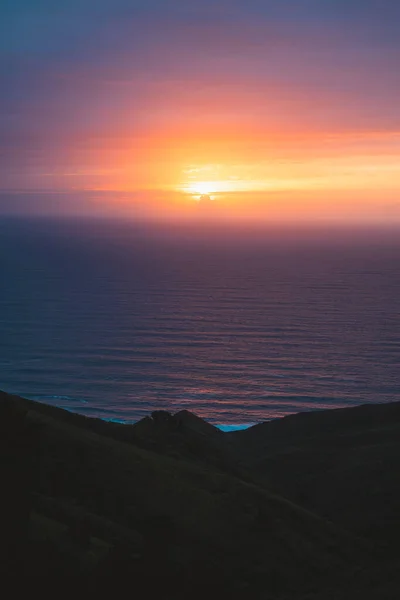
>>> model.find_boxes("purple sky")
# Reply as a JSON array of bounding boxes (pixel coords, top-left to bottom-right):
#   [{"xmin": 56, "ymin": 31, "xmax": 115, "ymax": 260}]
[{"xmin": 1, "ymin": 1, "xmax": 400, "ymax": 221}]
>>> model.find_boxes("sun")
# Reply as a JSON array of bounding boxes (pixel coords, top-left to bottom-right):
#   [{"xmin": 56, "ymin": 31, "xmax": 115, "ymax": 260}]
[{"xmin": 186, "ymin": 182, "xmax": 215, "ymax": 196}]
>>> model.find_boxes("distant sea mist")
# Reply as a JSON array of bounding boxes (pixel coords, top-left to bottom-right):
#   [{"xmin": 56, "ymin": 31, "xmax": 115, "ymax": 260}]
[{"xmin": 1, "ymin": 217, "xmax": 399, "ymax": 428}]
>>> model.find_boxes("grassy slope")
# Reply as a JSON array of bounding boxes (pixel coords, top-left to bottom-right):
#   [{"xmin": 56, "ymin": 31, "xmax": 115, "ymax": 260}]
[
  {"xmin": 229, "ymin": 402, "xmax": 400, "ymax": 548},
  {"xmin": 0, "ymin": 391, "xmax": 398, "ymax": 597}
]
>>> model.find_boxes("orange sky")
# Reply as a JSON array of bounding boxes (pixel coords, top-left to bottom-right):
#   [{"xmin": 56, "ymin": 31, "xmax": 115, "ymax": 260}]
[
  {"xmin": 2, "ymin": 1, "xmax": 400, "ymax": 224},
  {"xmin": 52, "ymin": 123, "xmax": 400, "ymax": 224}
]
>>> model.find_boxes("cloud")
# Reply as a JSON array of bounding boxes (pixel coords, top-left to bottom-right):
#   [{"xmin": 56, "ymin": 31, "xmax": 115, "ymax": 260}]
[{"xmin": 1, "ymin": 0, "xmax": 400, "ymax": 195}]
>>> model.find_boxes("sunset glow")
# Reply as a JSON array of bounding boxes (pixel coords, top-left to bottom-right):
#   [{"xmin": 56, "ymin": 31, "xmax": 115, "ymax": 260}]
[
  {"xmin": 181, "ymin": 176, "xmax": 243, "ymax": 197},
  {"xmin": 1, "ymin": 2, "xmax": 400, "ymax": 225},
  {"xmin": 183, "ymin": 181, "xmax": 217, "ymax": 197}
]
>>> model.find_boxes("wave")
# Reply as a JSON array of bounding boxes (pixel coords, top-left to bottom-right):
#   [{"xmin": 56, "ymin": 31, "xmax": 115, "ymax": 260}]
[
  {"xmin": 25, "ymin": 394, "xmax": 88, "ymax": 404},
  {"xmin": 1, "ymin": 220, "xmax": 399, "ymax": 425}
]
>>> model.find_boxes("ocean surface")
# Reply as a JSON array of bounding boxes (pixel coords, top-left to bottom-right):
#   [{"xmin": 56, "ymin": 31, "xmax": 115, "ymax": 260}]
[{"xmin": 1, "ymin": 217, "xmax": 400, "ymax": 429}]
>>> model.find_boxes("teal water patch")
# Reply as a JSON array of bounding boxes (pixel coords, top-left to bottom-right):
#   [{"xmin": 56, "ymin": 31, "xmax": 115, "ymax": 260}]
[
  {"xmin": 217, "ymin": 423, "xmax": 255, "ymax": 432},
  {"xmin": 103, "ymin": 417, "xmax": 255, "ymax": 431}
]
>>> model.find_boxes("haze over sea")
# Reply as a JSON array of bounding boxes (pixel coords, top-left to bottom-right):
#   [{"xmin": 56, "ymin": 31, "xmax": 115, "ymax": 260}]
[{"xmin": 1, "ymin": 217, "xmax": 399, "ymax": 430}]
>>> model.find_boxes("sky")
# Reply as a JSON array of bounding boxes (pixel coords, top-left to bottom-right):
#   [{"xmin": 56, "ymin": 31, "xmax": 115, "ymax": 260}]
[{"xmin": 1, "ymin": 0, "xmax": 400, "ymax": 224}]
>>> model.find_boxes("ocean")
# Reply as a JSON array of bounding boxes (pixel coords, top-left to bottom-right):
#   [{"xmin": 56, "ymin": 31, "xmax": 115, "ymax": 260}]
[{"xmin": 1, "ymin": 217, "xmax": 399, "ymax": 429}]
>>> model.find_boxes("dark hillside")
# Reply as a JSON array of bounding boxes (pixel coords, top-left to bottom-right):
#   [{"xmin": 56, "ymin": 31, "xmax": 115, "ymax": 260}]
[
  {"xmin": 229, "ymin": 402, "xmax": 400, "ymax": 548},
  {"xmin": 0, "ymin": 390, "xmax": 398, "ymax": 597}
]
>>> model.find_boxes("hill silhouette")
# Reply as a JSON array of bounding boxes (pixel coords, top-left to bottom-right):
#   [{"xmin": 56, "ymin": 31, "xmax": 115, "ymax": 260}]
[
  {"xmin": 229, "ymin": 402, "xmax": 400, "ymax": 548},
  {"xmin": 0, "ymin": 389, "xmax": 399, "ymax": 598}
]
